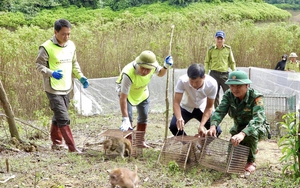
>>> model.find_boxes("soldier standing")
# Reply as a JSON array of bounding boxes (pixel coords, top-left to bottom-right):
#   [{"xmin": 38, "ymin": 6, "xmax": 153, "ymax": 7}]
[
  {"xmin": 206, "ymin": 70, "xmax": 270, "ymax": 174},
  {"xmin": 204, "ymin": 31, "xmax": 236, "ymax": 108}
]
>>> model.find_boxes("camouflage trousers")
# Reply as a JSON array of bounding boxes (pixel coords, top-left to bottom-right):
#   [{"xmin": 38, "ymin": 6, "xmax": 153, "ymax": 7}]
[{"xmin": 230, "ymin": 127, "xmax": 258, "ymax": 163}]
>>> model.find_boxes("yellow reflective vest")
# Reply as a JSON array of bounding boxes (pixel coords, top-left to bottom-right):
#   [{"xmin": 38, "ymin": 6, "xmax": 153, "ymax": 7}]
[
  {"xmin": 42, "ymin": 40, "xmax": 75, "ymax": 91},
  {"xmin": 116, "ymin": 62, "xmax": 155, "ymax": 105}
]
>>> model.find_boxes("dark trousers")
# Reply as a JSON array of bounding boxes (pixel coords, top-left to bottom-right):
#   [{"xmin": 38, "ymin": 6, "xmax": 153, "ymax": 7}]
[
  {"xmin": 169, "ymin": 107, "xmax": 222, "ymax": 136},
  {"xmin": 46, "ymin": 92, "xmax": 70, "ymax": 127},
  {"xmin": 209, "ymin": 70, "xmax": 229, "ymax": 108}
]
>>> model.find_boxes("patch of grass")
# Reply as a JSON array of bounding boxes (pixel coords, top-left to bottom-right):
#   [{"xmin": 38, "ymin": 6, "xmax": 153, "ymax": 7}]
[{"xmin": 0, "ymin": 112, "xmax": 298, "ymax": 187}]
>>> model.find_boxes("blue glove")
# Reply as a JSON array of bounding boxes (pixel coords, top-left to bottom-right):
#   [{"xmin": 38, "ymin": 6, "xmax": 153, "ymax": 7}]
[
  {"xmin": 79, "ymin": 77, "xmax": 89, "ymax": 89},
  {"xmin": 164, "ymin": 55, "xmax": 173, "ymax": 69},
  {"xmin": 52, "ymin": 70, "xmax": 63, "ymax": 80}
]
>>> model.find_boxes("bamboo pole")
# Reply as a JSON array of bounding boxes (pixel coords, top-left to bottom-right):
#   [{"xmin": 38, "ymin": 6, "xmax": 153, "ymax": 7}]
[{"xmin": 164, "ymin": 25, "xmax": 175, "ymax": 140}]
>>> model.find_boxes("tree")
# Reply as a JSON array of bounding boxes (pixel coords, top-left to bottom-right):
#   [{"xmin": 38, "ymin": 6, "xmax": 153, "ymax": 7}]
[{"xmin": 0, "ymin": 79, "xmax": 20, "ymax": 140}]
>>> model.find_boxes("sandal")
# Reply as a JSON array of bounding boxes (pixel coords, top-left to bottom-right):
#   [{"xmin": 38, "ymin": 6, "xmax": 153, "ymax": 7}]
[{"xmin": 245, "ymin": 162, "xmax": 256, "ymax": 173}]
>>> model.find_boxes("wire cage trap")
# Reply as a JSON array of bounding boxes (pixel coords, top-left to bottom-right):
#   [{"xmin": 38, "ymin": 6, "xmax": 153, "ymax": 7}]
[
  {"xmin": 131, "ymin": 130, "xmax": 145, "ymax": 157},
  {"xmin": 199, "ymin": 136, "xmax": 250, "ymax": 174},
  {"xmin": 157, "ymin": 135, "xmax": 205, "ymax": 170},
  {"xmin": 99, "ymin": 129, "xmax": 144, "ymax": 158},
  {"xmin": 263, "ymin": 94, "xmax": 296, "ymax": 136}
]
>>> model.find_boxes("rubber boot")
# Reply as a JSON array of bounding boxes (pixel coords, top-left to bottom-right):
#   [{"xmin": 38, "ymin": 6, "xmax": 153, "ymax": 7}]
[
  {"xmin": 50, "ymin": 124, "xmax": 64, "ymax": 150},
  {"xmin": 60, "ymin": 125, "xmax": 81, "ymax": 153},
  {"xmin": 136, "ymin": 123, "xmax": 150, "ymax": 148}
]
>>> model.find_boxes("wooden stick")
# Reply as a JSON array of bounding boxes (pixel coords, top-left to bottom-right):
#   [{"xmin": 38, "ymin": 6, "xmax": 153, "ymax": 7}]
[{"xmin": 164, "ymin": 25, "xmax": 175, "ymax": 141}]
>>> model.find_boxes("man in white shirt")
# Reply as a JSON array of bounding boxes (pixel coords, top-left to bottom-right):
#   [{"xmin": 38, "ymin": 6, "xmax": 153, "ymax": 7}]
[{"xmin": 169, "ymin": 63, "xmax": 222, "ymax": 137}]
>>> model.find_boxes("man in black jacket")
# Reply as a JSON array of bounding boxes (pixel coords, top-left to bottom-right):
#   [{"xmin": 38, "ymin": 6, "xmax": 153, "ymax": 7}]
[{"xmin": 274, "ymin": 54, "xmax": 288, "ymax": 71}]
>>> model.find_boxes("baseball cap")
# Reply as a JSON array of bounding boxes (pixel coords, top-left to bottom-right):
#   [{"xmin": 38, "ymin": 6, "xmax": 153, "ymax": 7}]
[
  {"xmin": 225, "ymin": 70, "xmax": 252, "ymax": 85},
  {"xmin": 135, "ymin": 50, "xmax": 158, "ymax": 69},
  {"xmin": 215, "ymin": 31, "xmax": 225, "ymax": 39}
]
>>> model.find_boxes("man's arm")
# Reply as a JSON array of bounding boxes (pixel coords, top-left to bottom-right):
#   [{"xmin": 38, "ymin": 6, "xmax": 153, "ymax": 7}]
[
  {"xmin": 157, "ymin": 67, "xmax": 167, "ymax": 77},
  {"xmin": 228, "ymin": 48, "xmax": 236, "ymax": 71},
  {"xmin": 36, "ymin": 47, "xmax": 53, "ymax": 77},
  {"xmin": 200, "ymin": 98, "xmax": 214, "ymax": 127},
  {"xmin": 232, "ymin": 96, "xmax": 266, "ymax": 146},
  {"xmin": 173, "ymin": 92, "xmax": 184, "ymax": 130},
  {"xmin": 119, "ymin": 92, "xmax": 128, "ymax": 118},
  {"xmin": 241, "ymin": 97, "xmax": 266, "ymax": 137},
  {"xmin": 119, "ymin": 74, "xmax": 132, "ymax": 118},
  {"xmin": 206, "ymin": 92, "xmax": 230, "ymax": 136}
]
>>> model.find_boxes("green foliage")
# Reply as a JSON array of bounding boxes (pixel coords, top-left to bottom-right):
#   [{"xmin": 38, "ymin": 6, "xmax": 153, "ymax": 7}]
[
  {"xmin": 278, "ymin": 112, "xmax": 300, "ymax": 182},
  {"xmin": 33, "ymin": 110, "xmax": 50, "ymax": 128},
  {"xmin": 0, "ymin": 0, "xmax": 100, "ymax": 14},
  {"xmin": 167, "ymin": 160, "xmax": 181, "ymax": 174},
  {"xmin": 0, "ymin": 2, "xmax": 295, "ymax": 118}
]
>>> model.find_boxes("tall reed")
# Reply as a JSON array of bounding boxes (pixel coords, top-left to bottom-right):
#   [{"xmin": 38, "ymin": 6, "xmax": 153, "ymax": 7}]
[{"xmin": 0, "ymin": 3, "xmax": 296, "ymax": 118}]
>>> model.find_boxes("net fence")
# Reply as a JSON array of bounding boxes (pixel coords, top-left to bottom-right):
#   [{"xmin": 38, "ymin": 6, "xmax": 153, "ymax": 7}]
[{"xmin": 73, "ymin": 67, "xmax": 300, "ymax": 119}]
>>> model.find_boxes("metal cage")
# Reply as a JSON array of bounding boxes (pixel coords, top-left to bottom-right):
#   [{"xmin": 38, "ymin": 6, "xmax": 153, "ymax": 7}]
[
  {"xmin": 99, "ymin": 129, "xmax": 143, "ymax": 158},
  {"xmin": 198, "ymin": 136, "xmax": 250, "ymax": 174},
  {"xmin": 157, "ymin": 136, "xmax": 204, "ymax": 170},
  {"xmin": 263, "ymin": 94, "xmax": 296, "ymax": 136}
]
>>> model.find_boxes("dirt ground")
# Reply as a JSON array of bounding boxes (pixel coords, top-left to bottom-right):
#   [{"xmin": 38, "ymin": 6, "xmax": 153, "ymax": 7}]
[{"xmin": 0, "ymin": 112, "xmax": 292, "ymax": 188}]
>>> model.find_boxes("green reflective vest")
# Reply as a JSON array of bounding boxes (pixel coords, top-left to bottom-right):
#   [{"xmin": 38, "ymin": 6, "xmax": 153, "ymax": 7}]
[
  {"xmin": 42, "ymin": 40, "xmax": 75, "ymax": 91},
  {"xmin": 116, "ymin": 62, "xmax": 155, "ymax": 105}
]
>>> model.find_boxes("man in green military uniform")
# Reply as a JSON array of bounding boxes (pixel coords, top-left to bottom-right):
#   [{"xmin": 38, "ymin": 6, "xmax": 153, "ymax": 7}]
[
  {"xmin": 205, "ymin": 70, "xmax": 270, "ymax": 173},
  {"xmin": 204, "ymin": 31, "xmax": 236, "ymax": 108}
]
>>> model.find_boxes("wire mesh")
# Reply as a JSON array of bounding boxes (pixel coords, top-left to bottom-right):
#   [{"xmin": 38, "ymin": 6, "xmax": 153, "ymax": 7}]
[
  {"xmin": 264, "ymin": 94, "xmax": 296, "ymax": 136},
  {"xmin": 199, "ymin": 136, "xmax": 249, "ymax": 174},
  {"xmin": 99, "ymin": 129, "xmax": 144, "ymax": 158},
  {"xmin": 157, "ymin": 136, "xmax": 204, "ymax": 170},
  {"xmin": 131, "ymin": 130, "xmax": 145, "ymax": 157}
]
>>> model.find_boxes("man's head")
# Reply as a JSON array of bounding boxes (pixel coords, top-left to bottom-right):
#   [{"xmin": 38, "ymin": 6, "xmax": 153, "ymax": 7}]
[
  {"xmin": 282, "ymin": 54, "xmax": 288, "ymax": 61},
  {"xmin": 289, "ymin": 52, "xmax": 298, "ymax": 62},
  {"xmin": 135, "ymin": 50, "xmax": 158, "ymax": 76},
  {"xmin": 54, "ymin": 19, "xmax": 72, "ymax": 46},
  {"xmin": 225, "ymin": 70, "xmax": 252, "ymax": 99},
  {"xmin": 215, "ymin": 30, "xmax": 225, "ymax": 47},
  {"xmin": 187, "ymin": 64, "xmax": 205, "ymax": 89}
]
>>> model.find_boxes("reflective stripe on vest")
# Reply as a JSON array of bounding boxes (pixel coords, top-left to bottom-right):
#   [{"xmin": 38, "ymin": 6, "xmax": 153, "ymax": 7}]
[
  {"xmin": 42, "ymin": 40, "xmax": 75, "ymax": 91},
  {"xmin": 116, "ymin": 62, "xmax": 155, "ymax": 105}
]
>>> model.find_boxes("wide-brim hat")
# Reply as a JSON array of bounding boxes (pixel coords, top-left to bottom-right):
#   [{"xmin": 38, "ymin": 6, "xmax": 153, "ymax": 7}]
[
  {"xmin": 289, "ymin": 52, "xmax": 298, "ymax": 58},
  {"xmin": 225, "ymin": 70, "xmax": 252, "ymax": 85},
  {"xmin": 135, "ymin": 50, "xmax": 158, "ymax": 69}
]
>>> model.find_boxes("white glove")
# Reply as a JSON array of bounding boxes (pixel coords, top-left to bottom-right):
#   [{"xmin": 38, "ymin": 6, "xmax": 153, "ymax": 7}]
[
  {"xmin": 119, "ymin": 117, "xmax": 132, "ymax": 131},
  {"xmin": 164, "ymin": 55, "xmax": 173, "ymax": 69}
]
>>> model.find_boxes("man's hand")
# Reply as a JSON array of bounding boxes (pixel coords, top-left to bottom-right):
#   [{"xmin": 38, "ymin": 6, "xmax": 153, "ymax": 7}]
[
  {"xmin": 176, "ymin": 117, "xmax": 184, "ymax": 131},
  {"xmin": 230, "ymin": 132, "xmax": 246, "ymax": 147},
  {"xmin": 52, "ymin": 70, "xmax": 63, "ymax": 80},
  {"xmin": 80, "ymin": 77, "xmax": 89, "ymax": 89},
  {"xmin": 164, "ymin": 55, "xmax": 173, "ymax": 69},
  {"xmin": 198, "ymin": 126, "xmax": 207, "ymax": 137},
  {"xmin": 206, "ymin": 125, "xmax": 217, "ymax": 137},
  {"xmin": 119, "ymin": 117, "xmax": 133, "ymax": 132}
]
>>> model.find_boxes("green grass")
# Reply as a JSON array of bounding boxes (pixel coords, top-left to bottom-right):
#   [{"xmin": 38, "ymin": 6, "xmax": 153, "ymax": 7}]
[{"xmin": 0, "ymin": 113, "xmax": 298, "ymax": 187}]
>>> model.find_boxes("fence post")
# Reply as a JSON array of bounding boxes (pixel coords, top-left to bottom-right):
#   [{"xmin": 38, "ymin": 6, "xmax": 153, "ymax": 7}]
[{"xmin": 298, "ymin": 109, "xmax": 300, "ymax": 174}]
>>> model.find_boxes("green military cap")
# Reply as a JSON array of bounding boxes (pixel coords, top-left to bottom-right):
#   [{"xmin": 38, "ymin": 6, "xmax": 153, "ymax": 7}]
[{"xmin": 225, "ymin": 70, "xmax": 252, "ymax": 85}]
